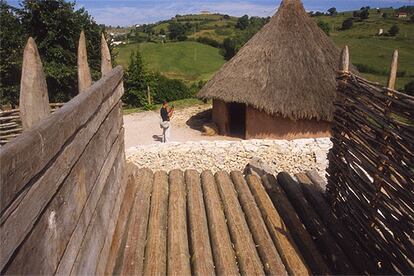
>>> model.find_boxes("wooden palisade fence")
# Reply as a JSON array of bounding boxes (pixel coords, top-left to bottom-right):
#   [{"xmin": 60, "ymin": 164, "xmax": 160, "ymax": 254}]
[
  {"xmin": 0, "ymin": 32, "xmax": 126, "ymax": 275},
  {"xmin": 326, "ymin": 46, "xmax": 414, "ymax": 274}
]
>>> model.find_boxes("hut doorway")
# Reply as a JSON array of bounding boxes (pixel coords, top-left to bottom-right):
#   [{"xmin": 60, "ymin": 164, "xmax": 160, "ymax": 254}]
[{"xmin": 228, "ymin": 102, "xmax": 246, "ymax": 138}]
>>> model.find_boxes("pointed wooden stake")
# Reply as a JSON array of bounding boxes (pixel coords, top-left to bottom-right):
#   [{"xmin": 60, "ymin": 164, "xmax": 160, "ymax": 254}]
[
  {"xmin": 101, "ymin": 33, "xmax": 112, "ymax": 76},
  {"xmin": 340, "ymin": 46, "xmax": 349, "ymax": 73},
  {"xmin": 78, "ymin": 31, "xmax": 92, "ymax": 93},
  {"xmin": 387, "ymin": 50, "xmax": 398, "ymax": 90},
  {"xmin": 19, "ymin": 37, "xmax": 50, "ymax": 130}
]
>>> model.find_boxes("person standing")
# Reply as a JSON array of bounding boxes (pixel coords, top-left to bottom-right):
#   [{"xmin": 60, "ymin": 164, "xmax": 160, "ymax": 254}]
[{"xmin": 160, "ymin": 100, "xmax": 174, "ymax": 143}]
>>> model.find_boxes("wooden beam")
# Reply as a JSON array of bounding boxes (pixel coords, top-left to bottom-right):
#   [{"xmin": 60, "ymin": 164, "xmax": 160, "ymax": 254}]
[
  {"xmin": 78, "ymin": 31, "xmax": 92, "ymax": 93},
  {"xmin": 230, "ymin": 171, "xmax": 287, "ymax": 275},
  {"xmin": 387, "ymin": 50, "xmax": 398, "ymax": 90},
  {"xmin": 185, "ymin": 170, "xmax": 215, "ymax": 276},
  {"xmin": 200, "ymin": 171, "xmax": 239, "ymax": 275},
  {"xmin": 277, "ymin": 172, "xmax": 357, "ymax": 275},
  {"xmin": 143, "ymin": 171, "xmax": 169, "ymax": 276},
  {"xmin": 118, "ymin": 168, "xmax": 154, "ymax": 276},
  {"xmin": 19, "ymin": 37, "xmax": 50, "ymax": 130},
  {"xmin": 101, "ymin": 33, "xmax": 112, "ymax": 76},
  {"xmin": 215, "ymin": 171, "xmax": 264, "ymax": 275},
  {"xmin": 167, "ymin": 170, "xmax": 191, "ymax": 276},
  {"xmin": 245, "ymin": 174, "xmax": 310, "ymax": 276},
  {"xmin": 341, "ymin": 46, "xmax": 350, "ymax": 73},
  {"xmin": 261, "ymin": 174, "xmax": 331, "ymax": 275}
]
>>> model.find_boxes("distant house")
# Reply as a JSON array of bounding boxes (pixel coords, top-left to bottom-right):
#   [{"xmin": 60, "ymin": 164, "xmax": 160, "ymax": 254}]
[
  {"xmin": 378, "ymin": 28, "xmax": 384, "ymax": 35},
  {"xmin": 396, "ymin": 12, "xmax": 408, "ymax": 18},
  {"xmin": 198, "ymin": 0, "xmax": 350, "ymax": 140}
]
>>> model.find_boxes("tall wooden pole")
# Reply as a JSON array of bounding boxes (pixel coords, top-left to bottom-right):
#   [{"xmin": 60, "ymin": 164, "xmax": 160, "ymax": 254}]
[
  {"xmin": 340, "ymin": 46, "xmax": 350, "ymax": 73},
  {"xmin": 387, "ymin": 50, "xmax": 398, "ymax": 90},
  {"xmin": 78, "ymin": 31, "xmax": 92, "ymax": 93},
  {"xmin": 19, "ymin": 37, "xmax": 50, "ymax": 130},
  {"xmin": 101, "ymin": 33, "xmax": 112, "ymax": 76}
]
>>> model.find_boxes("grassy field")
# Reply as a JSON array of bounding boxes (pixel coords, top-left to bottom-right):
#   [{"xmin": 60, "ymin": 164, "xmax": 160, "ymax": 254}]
[
  {"xmin": 316, "ymin": 9, "xmax": 413, "ymax": 88},
  {"xmin": 115, "ymin": 41, "xmax": 225, "ymax": 82},
  {"xmin": 123, "ymin": 98, "xmax": 207, "ymax": 114}
]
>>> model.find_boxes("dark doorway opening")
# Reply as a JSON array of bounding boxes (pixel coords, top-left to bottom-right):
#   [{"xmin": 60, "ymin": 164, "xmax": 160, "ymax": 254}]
[{"xmin": 228, "ymin": 102, "xmax": 246, "ymax": 138}]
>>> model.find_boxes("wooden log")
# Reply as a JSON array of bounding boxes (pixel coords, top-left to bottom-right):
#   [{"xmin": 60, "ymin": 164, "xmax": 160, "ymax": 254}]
[
  {"xmin": 118, "ymin": 168, "xmax": 153, "ymax": 275},
  {"xmin": 19, "ymin": 37, "xmax": 50, "ymax": 130},
  {"xmin": 305, "ymin": 170, "xmax": 326, "ymax": 193},
  {"xmin": 341, "ymin": 46, "xmax": 350, "ymax": 73},
  {"xmin": 143, "ymin": 171, "xmax": 169, "ymax": 276},
  {"xmin": 0, "ymin": 67, "xmax": 123, "ymax": 216},
  {"xmin": 245, "ymin": 174, "xmax": 310, "ymax": 276},
  {"xmin": 296, "ymin": 173, "xmax": 379, "ymax": 275},
  {"xmin": 0, "ymin": 94, "xmax": 123, "ymax": 271},
  {"xmin": 69, "ymin": 147, "xmax": 125, "ymax": 275},
  {"xmin": 230, "ymin": 171, "xmax": 287, "ymax": 275},
  {"xmin": 387, "ymin": 50, "xmax": 398, "ymax": 90},
  {"xmin": 215, "ymin": 171, "xmax": 264, "ymax": 275},
  {"xmin": 167, "ymin": 170, "xmax": 191, "ymax": 276},
  {"xmin": 200, "ymin": 170, "xmax": 239, "ymax": 275},
  {"xmin": 261, "ymin": 174, "xmax": 331, "ymax": 275},
  {"xmin": 3, "ymin": 123, "xmax": 123, "ymax": 275},
  {"xmin": 78, "ymin": 31, "xmax": 92, "ymax": 93},
  {"xmin": 0, "ymin": 128, "xmax": 23, "ymax": 135},
  {"xmin": 277, "ymin": 172, "xmax": 357, "ymax": 275},
  {"xmin": 101, "ymin": 33, "xmax": 112, "ymax": 76},
  {"xmin": 185, "ymin": 170, "xmax": 215, "ymax": 276},
  {"xmin": 104, "ymin": 163, "xmax": 143, "ymax": 275}
]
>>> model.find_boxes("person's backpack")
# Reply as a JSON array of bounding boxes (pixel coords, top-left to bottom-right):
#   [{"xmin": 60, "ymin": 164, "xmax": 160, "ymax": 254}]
[{"xmin": 160, "ymin": 121, "xmax": 170, "ymax": 129}]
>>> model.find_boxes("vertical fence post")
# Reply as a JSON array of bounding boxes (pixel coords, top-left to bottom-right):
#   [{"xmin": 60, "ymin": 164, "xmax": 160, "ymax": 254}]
[
  {"xmin": 147, "ymin": 86, "xmax": 151, "ymax": 105},
  {"xmin": 78, "ymin": 31, "xmax": 92, "ymax": 93},
  {"xmin": 19, "ymin": 37, "xmax": 50, "ymax": 130},
  {"xmin": 341, "ymin": 46, "xmax": 349, "ymax": 73},
  {"xmin": 387, "ymin": 50, "xmax": 398, "ymax": 90},
  {"xmin": 101, "ymin": 33, "xmax": 112, "ymax": 76}
]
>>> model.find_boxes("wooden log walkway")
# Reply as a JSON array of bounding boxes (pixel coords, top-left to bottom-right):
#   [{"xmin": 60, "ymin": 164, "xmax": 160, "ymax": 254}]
[{"xmin": 108, "ymin": 168, "xmax": 374, "ymax": 275}]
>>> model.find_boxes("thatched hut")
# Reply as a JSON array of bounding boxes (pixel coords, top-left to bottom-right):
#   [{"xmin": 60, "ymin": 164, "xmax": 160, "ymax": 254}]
[{"xmin": 198, "ymin": 0, "xmax": 343, "ymax": 139}]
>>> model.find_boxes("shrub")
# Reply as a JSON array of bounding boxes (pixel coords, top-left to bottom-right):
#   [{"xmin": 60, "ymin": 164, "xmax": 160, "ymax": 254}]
[
  {"xmin": 150, "ymin": 73, "xmax": 192, "ymax": 103},
  {"xmin": 196, "ymin": 36, "xmax": 221, "ymax": 48},
  {"xmin": 342, "ymin": 18, "xmax": 354, "ymax": 30},
  {"xmin": 404, "ymin": 80, "xmax": 414, "ymax": 96},
  {"xmin": 317, "ymin": 20, "xmax": 330, "ymax": 36},
  {"xmin": 388, "ymin": 25, "xmax": 400, "ymax": 36}
]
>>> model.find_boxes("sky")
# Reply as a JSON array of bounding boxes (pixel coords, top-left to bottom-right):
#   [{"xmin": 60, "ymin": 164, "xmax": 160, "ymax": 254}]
[{"xmin": 8, "ymin": 0, "xmax": 414, "ymax": 26}]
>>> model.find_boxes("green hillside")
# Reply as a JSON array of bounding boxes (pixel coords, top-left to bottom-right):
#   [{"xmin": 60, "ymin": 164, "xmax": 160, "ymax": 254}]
[
  {"xmin": 116, "ymin": 41, "xmax": 225, "ymax": 82},
  {"xmin": 115, "ymin": 8, "xmax": 414, "ymax": 89}
]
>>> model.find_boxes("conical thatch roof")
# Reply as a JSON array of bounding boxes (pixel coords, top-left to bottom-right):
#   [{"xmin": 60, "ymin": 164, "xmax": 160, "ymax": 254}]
[{"xmin": 198, "ymin": 0, "xmax": 343, "ymax": 121}]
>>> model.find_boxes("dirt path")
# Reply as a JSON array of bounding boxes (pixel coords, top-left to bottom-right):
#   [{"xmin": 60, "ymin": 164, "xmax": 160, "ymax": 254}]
[{"xmin": 124, "ymin": 104, "xmax": 239, "ymax": 148}]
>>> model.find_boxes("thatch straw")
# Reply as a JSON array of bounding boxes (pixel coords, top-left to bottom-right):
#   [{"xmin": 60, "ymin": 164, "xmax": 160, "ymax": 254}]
[{"xmin": 198, "ymin": 0, "xmax": 344, "ymax": 121}]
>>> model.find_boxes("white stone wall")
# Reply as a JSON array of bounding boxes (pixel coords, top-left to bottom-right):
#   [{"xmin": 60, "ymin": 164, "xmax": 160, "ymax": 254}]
[{"xmin": 127, "ymin": 138, "xmax": 332, "ymax": 177}]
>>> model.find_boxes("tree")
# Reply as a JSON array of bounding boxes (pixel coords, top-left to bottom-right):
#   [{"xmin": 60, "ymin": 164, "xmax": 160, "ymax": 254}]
[
  {"xmin": 159, "ymin": 28, "xmax": 165, "ymax": 35},
  {"xmin": 15, "ymin": 0, "xmax": 113, "ymax": 103},
  {"xmin": 223, "ymin": 14, "xmax": 230, "ymax": 20},
  {"xmin": 236, "ymin": 15, "xmax": 249, "ymax": 30},
  {"xmin": 342, "ymin": 18, "xmax": 354, "ymax": 30},
  {"xmin": 123, "ymin": 50, "xmax": 148, "ymax": 107},
  {"xmin": 327, "ymin": 7, "xmax": 337, "ymax": 16},
  {"xmin": 410, "ymin": 14, "xmax": 414, "ymax": 23},
  {"xmin": 388, "ymin": 24, "xmax": 400, "ymax": 36},
  {"xmin": 317, "ymin": 20, "xmax": 330, "ymax": 35},
  {"xmin": 404, "ymin": 81, "xmax": 414, "ymax": 96},
  {"xmin": 222, "ymin": 38, "xmax": 237, "ymax": 60},
  {"xmin": 353, "ymin": 11, "xmax": 360, "ymax": 18},
  {"xmin": 168, "ymin": 22, "xmax": 186, "ymax": 40},
  {"xmin": 359, "ymin": 9, "xmax": 369, "ymax": 20},
  {"xmin": 382, "ymin": 12, "xmax": 388, "ymax": 18},
  {"xmin": 0, "ymin": 2, "xmax": 25, "ymax": 107}
]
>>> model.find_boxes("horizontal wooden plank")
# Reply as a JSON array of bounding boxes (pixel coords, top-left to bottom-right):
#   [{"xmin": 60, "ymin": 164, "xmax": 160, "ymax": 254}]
[
  {"xmin": 0, "ymin": 66, "xmax": 123, "ymax": 214},
  {"xmin": 2, "ymin": 107, "xmax": 123, "ymax": 274},
  {"xmin": 68, "ymin": 148, "xmax": 125, "ymax": 276}
]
